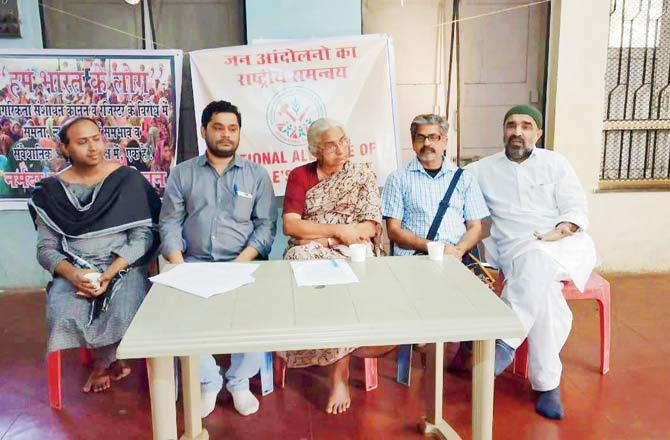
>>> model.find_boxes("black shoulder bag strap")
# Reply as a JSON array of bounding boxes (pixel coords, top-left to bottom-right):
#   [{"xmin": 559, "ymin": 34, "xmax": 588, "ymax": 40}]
[{"xmin": 425, "ymin": 167, "xmax": 463, "ymax": 241}]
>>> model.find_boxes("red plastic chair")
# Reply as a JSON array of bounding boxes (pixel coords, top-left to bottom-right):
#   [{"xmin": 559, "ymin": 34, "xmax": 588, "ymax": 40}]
[
  {"xmin": 47, "ymin": 347, "xmax": 94, "ymax": 409},
  {"xmin": 272, "ymin": 344, "xmax": 417, "ymax": 392},
  {"xmin": 495, "ymin": 272, "xmax": 611, "ymax": 377},
  {"xmin": 48, "ymin": 348, "xmax": 155, "ymax": 409},
  {"xmin": 273, "ymin": 354, "xmax": 380, "ymax": 391}
]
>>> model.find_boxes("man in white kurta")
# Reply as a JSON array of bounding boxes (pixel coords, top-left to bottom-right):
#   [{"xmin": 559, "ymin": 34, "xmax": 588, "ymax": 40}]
[{"xmin": 467, "ymin": 105, "xmax": 597, "ymax": 420}]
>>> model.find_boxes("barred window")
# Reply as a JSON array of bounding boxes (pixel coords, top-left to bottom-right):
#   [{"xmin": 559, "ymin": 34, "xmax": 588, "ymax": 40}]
[{"xmin": 601, "ymin": 0, "xmax": 670, "ymax": 189}]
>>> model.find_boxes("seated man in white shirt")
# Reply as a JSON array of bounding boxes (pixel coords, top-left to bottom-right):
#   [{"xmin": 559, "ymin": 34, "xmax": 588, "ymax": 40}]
[{"xmin": 467, "ymin": 105, "xmax": 597, "ymax": 420}]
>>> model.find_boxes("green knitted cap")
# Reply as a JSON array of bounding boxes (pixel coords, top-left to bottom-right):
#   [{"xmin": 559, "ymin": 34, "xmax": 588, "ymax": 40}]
[{"xmin": 504, "ymin": 104, "xmax": 543, "ymax": 129}]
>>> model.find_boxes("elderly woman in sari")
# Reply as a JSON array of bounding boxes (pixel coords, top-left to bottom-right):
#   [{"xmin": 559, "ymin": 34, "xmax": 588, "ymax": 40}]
[
  {"xmin": 29, "ymin": 117, "xmax": 161, "ymax": 393},
  {"xmin": 279, "ymin": 118, "xmax": 394, "ymax": 415}
]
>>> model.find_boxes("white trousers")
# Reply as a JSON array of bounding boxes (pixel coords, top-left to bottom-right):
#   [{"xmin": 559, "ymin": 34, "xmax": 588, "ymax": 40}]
[{"xmin": 501, "ymin": 249, "xmax": 572, "ymax": 392}]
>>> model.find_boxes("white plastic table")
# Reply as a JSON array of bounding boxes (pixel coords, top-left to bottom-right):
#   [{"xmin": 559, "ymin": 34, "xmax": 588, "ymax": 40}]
[{"xmin": 117, "ymin": 256, "xmax": 523, "ymax": 440}]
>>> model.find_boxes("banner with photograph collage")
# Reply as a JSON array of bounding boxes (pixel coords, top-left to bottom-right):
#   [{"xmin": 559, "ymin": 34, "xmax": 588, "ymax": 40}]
[{"xmin": 0, "ymin": 49, "xmax": 182, "ymax": 207}]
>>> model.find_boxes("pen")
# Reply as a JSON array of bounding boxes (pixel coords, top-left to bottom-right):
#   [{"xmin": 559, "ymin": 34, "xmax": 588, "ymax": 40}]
[{"xmin": 233, "ymin": 183, "xmax": 238, "ymax": 195}]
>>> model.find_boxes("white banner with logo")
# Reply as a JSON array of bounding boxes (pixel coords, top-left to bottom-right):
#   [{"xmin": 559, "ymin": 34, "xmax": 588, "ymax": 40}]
[{"xmin": 190, "ymin": 34, "xmax": 399, "ymax": 196}]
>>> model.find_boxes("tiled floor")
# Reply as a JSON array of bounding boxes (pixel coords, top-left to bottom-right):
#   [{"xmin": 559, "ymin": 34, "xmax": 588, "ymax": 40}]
[{"xmin": 1, "ymin": 273, "xmax": 669, "ymax": 439}]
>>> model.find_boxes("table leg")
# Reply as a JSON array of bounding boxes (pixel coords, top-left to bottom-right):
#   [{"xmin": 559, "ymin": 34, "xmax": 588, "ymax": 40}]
[
  {"xmin": 419, "ymin": 342, "xmax": 461, "ymax": 440},
  {"xmin": 148, "ymin": 356, "xmax": 178, "ymax": 440},
  {"xmin": 179, "ymin": 356, "xmax": 209, "ymax": 440},
  {"xmin": 472, "ymin": 340, "xmax": 495, "ymax": 440}
]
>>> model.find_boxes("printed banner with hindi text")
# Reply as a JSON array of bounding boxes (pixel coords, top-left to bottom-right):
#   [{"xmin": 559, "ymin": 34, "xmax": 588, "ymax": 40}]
[
  {"xmin": 190, "ymin": 34, "xmax": 399, "ymax": 196},
  {"xmin": 0, "ymin": 49, "xmax": 182, "ymax": 205}
]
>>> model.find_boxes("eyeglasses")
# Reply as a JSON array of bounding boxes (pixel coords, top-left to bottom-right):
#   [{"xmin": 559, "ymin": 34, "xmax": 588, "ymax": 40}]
[
  {"xmin": 320, "ymin": 136, "xmax": 351, "ymax": 153},
  {"xmin": 413, "ymin": 133, "xmax": 443, "ymax": 144}
]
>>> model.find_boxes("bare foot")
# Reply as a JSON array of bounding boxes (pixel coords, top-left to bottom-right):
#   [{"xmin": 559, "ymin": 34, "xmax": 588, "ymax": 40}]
[
  {"xmin": 325, "ymin": 359, "xmax": 351, "ymax": 415},
  {"xmin": 83, "ymin": 366, "xmax": 111, "ymax": 393},
  {"xmin": 108, "ymin": 360, "xmax": 131, "ymax": 381},
  {"xmin": 326, "ymin": 380, "xmax": 351, "ymax": 415}
]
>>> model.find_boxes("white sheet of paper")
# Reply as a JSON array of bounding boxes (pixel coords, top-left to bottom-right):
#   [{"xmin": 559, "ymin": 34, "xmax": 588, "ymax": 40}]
[
  {"xmin": 289, "ymin": 259, "xmax": 360, "ymax": 287},
  {"xmin": 177, "ymin": 262, "xmax": 260, "ymax": 276},
  {"xmin": 149, "ymin": 262, "xmax": 260, "ymax": 298}
]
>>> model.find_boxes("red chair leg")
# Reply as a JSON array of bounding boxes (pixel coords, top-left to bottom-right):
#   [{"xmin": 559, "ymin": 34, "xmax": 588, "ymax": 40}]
[
  {"xmin": 563, "ymin": 274, "xmax": 612, "ymax": 375},
  {"xmin": 500, "ymin": 272, "xmax": 611, "ymax": 380},
  {"xmin": 597, "ymin": 288, "xmax": 611, "ymax": 375},
  {"xmin": 79, "ymin": 347, "xmax": 93, "ymax": 367},
  {"xmin": 511, "ymin": 339, "xmax": 529, "ymax": 378},
  {"xmin": 273, "ymin": 355, "xmax": 286, "ymax": 389},
  {"xmin": 364, "ymin": 358, "xmax": 378, "ymax": 391},
  {"xmin": 47, "ymin": 351, "xmax": 62, "ymax": 410}
]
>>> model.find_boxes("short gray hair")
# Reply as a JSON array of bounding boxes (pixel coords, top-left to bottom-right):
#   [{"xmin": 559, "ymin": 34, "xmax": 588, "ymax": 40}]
[
  {"xmin": 307, "ymin": 117, "xmax": 345, "ymax": 155},
  {"xmin": 410, "ymin": 114, "xmax": 449, "ymax": 140}
]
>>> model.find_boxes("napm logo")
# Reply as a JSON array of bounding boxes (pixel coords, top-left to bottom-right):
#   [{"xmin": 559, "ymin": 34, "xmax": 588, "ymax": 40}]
[{"xmin": 266, "ymin": 86, "xmax": 326, "ymax": 146}]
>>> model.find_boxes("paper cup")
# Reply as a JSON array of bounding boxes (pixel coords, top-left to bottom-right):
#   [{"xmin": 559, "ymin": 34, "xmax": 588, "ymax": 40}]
[
  {"xmin": 427, "ymin": 241, "xmax": 445, "ymax": 261},
  {"xmin": 349, "ymin": 243, "xmax": 367, "ymax": 262},
  {"xmin": 83, "ymin": 272, "xmax": 102, "ymax": 290}
]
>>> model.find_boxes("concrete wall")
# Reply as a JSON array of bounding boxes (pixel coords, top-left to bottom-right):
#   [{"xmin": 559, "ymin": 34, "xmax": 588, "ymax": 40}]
[
  {"xmin": 246, "ymin": 0, "xmax": 361, "ymax": 41},
  {"xmin": 0, "ymin": 210, "xmax": 50, "ymax": 288},
  {"xmin": 363, "ymin": 0, "xmax": 456, "ymax": 164},
  {"xmin": 546, "ymin": 0, "xmax": 670, "ymax": 273}
]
